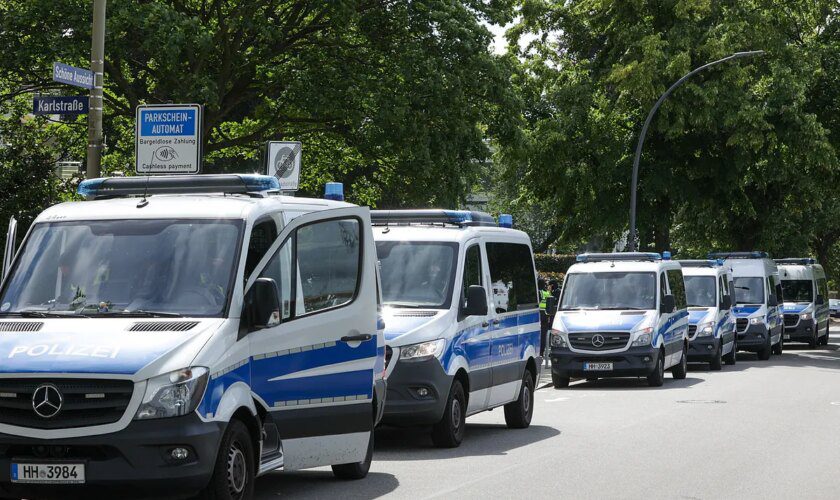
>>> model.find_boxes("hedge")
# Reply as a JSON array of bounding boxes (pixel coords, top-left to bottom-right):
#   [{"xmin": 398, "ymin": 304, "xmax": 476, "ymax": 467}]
[{"xmin": 534, "ymin": 254, "xmax": 575, "ymax": 284}]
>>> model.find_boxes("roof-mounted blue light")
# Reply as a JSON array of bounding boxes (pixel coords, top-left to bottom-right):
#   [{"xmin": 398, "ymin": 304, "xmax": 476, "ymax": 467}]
[
  {"xmin": 576, "ymin": 252, "xmax": 661, "ymax": 263},
  {"xmin": 324, "ymin": 182, "xmax": 344, "ymax": 201},
  {"xmin": 774, "ymin": 257, "xmax": 817, "ymax": 265},
  {"xmin": 662, "ymin": 251, "xmax": 672, "ymax": 261},
  {"xmin": 370, "ymin": 209, "xmax": 496, "ymax": 227},
  {"xmin": 678, "ymin": 259, "xmax": 721, "ymax": 268},
  {"xmin": 498, "ymin": 214, "xmax": 513, "ymax": 228},
  {"xmin": 77, "ymin": 178, "xmax": 106, "ymax": 198},
  {"xmin": 239, "ymin": 174, "xmax": 280, "ymax": 192},
  {"xmin": 76, "ymin": 174, "xmax": 280, "ymax": 199},
  {"xmin": 708, "ymin": 251, "xmax": 770, "ymax": 260}
]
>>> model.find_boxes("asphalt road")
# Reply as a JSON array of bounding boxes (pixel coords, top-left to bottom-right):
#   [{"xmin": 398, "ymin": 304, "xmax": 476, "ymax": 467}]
[{"xmin": 255, "ymin": 325, "xmax": 840, "ymax": 499}]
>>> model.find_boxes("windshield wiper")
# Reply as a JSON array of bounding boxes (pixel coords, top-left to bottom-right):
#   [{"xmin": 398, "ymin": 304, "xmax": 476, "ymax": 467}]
[
  {"xmin": 17, "ymin": 310, "xmax": 90, "ymax": 318},
  {"xmin": 94, "ymin": 310, "xmax": 183, "ymax": 318},
  {"xmin": 385, "ymin": 303, "xmax": 434, "ymax": 309},
  {"xmin": 597, "ymin": 306, "xmax": 647, "ymax": 310}
]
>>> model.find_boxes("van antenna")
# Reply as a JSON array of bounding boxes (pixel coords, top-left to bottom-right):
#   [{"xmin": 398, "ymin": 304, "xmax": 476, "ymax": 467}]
[{"xmin": 137, "ymin": 176, "xmax": 151, "ymax": 208}]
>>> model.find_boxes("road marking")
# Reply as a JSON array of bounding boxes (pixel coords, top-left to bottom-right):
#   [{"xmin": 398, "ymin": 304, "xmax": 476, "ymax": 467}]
[{"xmin": 545, "ymin": 396, "xmax": 570, "ymax": 402}]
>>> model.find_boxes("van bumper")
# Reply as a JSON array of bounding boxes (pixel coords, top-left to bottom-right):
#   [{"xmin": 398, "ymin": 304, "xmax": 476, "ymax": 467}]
[
  {"xmin": 0, "ymin": 414, "xmax": 222, "ymax": 499},
  {"xmin": 784, "ymin": 318, "xmax": 815, "ymax": 342},
  {"xmin": 687, "ymin": 336, "xmax": 717, "ymax": 361},
  {"xmin": 549, "ymin": 346, "xmax": 659, "ymax": 378},
  {"xmin": 381, "ymin": 357, "xmax": 451, "ymax": 426},
  {"xmin": 736, "ymin": 323, "xmax": 769, "ymax": 349}
]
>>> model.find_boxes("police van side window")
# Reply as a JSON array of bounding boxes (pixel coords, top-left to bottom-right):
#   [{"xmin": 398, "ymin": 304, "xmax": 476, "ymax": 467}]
[
  {"xmin": 666, "ymin": 269, "xmax": 687, "ymax": 310},
  {"xmin": 296, "ymin": 219, "xmax": 361, "ymax": 314},
  {"xmin": 485, "ymin": 242, "xmax": 538, "ymax": 313},
  {"xmin": 461, "ymin": 244, "xmax": 484, "ymax": 305},
  {"xmin": 258, "ymin": 236, "xmax": 294, "ymax": 321},
  {"xmin": 660, "ymin": 274, "xmax": 668, "ymax": 303},
  {"xmin": 818, "ymin": 277, "xmax": 828, "ymax": 302},
  {"xmin": 245, "ymin": 218, "xmax": 278, "ymax": 278}
]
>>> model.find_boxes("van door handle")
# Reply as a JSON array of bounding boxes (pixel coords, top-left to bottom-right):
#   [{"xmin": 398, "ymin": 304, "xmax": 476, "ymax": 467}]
[
  {"xmin": 492, "ymin": 319, "xmax": 501, "ymax": 326},
  {"xmin": 340, "ymin": 334, "xmax": 372, "ymax": 342},
  {"xmin": 481, "ymin": 321, "xmax": 490, "ymax": 328}
]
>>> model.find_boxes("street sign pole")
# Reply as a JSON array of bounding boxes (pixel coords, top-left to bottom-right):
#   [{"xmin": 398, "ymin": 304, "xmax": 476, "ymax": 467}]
[{"xmin": 86, "ymin": 0, "xmax": 106, "ymax": 179}]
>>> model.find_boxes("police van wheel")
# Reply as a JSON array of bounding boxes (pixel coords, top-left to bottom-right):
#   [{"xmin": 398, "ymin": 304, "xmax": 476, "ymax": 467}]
[
  {"xmin": 710, "ymin": 341, "xmax": 723, "ymax": 371},
  {"xmin": 671, "ymin": 344, "xmax": 688, "ymax": 380},
  {"xmin": 202, "ymin": 419, "xmax": 255, "ymax": 500},
  {"xmin": 431, "ymin": 380, "xmax": 466, "ymax": 448},
  {"xmin": 809, "ymin": 329, "xmax": 818, "ymax": 349},
  {"xmin": 823, "ymin": 322, "xmax": 831, "ymax": 345},
  {"xmin": 773, "ymin": 336, "xmax": 784, "ymax": 355},
  {"xmin": 551, "ymin": 374, "xmax": 570, "ymax": 389},
  {"xmin": 332, "ymin": 428, "xmax": 373, "ymax": 479},
  {"xmin": 504, "ymin": 371, "xmax": 534, "ymax": 429},
  {"xmin": 647, "ymin": 350, "xmax": 665, "ymax": 387},
  {"xmin": 724, "ymin": 340, "xmax": 737, "ymax": 365}
]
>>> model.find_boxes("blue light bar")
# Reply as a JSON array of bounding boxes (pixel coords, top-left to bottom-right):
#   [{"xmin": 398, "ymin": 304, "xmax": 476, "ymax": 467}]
[
  {"xmin": 774, "ymin": 258, "xmax": 817, "ymax": 265},
  {"xmin": 498, "ymin": 214, "xmax": 513, "ymax": 228},
  {"xmin": 370, "ymin": 210, "xmax": 496, "ymax": 227},
  {"xmin": 678, "ymin": 259, "xmax": 720, "ymax": 268},
  {"xmin": 576, "ymin": 252, "xmax": 661, "ymax": 263},
  {"xmin": 662, "ymin": 251, "xmax": 672, "ymax": 261},
  {"xmin": 708, "ymin": 251, "xmax": 769, "ymax": 260},
  {"xmin": 76, "ymin": 174, "xmax": 280, "ymax": 199},
  {"xmin": 324, "ymin": 182, "xmax": 345, "ymax": 201}
]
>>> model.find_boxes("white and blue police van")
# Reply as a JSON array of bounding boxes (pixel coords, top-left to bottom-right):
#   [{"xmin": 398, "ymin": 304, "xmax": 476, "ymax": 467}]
[
  {"xmin": 679, "ymin": 260, "xmax": 737, "ymax": 369},
  {"xmin": 549, "ymin": 252, "xmax": 689, "ymax": 388},
  {"xmin": 371, "ymin": 210, "xmax": 541, "ymax": 448},
  {"xmin": 710, "ymin": 252, "xmax": 783, "ymax": 360},
  {"xmin": 775, "ymin": 258, "xmax": 830, "ymax": 348},
  {"xmin": 0, "ymin": 175, "xmax": 385, "ymax": 499}
]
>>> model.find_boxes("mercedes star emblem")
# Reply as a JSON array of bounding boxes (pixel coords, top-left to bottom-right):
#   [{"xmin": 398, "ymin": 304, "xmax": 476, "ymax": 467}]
[
  {"xmin": 591, "ymin": 334, "xmax": 606, "ymax": 348},
  {"xmin": 32, "ymin": 384, "xmax": 63, "ymax": 419}
]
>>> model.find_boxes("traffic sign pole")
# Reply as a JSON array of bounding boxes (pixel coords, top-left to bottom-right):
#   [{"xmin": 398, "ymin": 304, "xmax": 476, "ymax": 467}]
[{"xmin": 86, "ymin": 0, "xmax": 106, "ymax": 179}]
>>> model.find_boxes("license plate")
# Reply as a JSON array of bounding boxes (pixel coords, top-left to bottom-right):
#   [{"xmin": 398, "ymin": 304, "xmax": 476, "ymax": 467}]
[
  {"xmin": 784, "ymin": 334, "xmax": 791, "ymax": 340},
  {"xmin": 11, "ymin": 463, "xmax": 85, "ymax": 484},
  {"xmin": 583, "ymin": 362, "xmax": 613, "ymax": 371}
]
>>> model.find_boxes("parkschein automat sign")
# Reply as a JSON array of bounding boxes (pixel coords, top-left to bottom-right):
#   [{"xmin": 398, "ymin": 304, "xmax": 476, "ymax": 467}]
[{"xmin": 135, "ymin": 104, "xmax": 202, "ymax": 174}]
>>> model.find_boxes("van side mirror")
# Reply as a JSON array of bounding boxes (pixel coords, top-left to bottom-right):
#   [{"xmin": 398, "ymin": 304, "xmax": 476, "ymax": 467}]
[
  {"xmin": 767, "ymin": 295, "xmax": 778, "ymax": 307},
  {"xmin": 660, "ymin": 294, "xmax": 676, "ymax": 314},
  {"xmin": 241, "ymin": 278, "xmax": 281, "ymax": 336},
  {"xmin": 816, "ymin": 295, "xmax": 825, "ymax": 305},
  {"xmin": 720, "ymin": 295, "xmax": 732, "ymax": 310},
  {"xmin": 545, "ymin": 296, "xmax": 558, "ymax": 314},
  {"xmin": 462, "ymin": 285, "xmax": 488, "ymax": 317}
]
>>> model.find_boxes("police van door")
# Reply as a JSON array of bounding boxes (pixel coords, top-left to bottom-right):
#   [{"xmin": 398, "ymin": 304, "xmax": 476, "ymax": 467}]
[
  {"xmin": 244, "ymin": 207, "xmax": 378, "ymax": 470},
  {"xmin": 460, "ymin": 240, "xmax": 493, "ymax": 414}
]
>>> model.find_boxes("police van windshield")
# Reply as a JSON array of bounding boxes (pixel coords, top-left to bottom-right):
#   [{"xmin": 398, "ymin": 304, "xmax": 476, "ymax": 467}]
[
  {"xmin": 781, "ymin": 280, "xmax": 813, "ymax": 303},
  {"xmin": 733, "ymin": 277, "xmax": 764, "ymax": 305},
  {"xmin": 684, "ymin": 276, "xmax": 716, "ymax": 307},
  {"xmin": 0, "ymin": 219, "xmax": 243, "ymax": 318},
  {"xmin": 560, "ymin": 272, "xmax": 656, "ymax": 310},
  {"xmin": 376, "ymin": 241, "xmax": 458, "ymax": 309}
]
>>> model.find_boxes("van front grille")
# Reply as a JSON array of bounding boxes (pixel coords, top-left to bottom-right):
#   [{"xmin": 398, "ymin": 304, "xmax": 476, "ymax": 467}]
[
  {"xmin": 783, "ymin": 314, "xmax": 799, "ymax": 327},
  {"xmin": 736, "ymin": 318, "xmax": 749, "ymax": 332},
  {"xmin": 0, "ymin": 379, "xmax": 133, "ymax": 429},
  {"xmin": 569, "ymin": 332, "xmax": 630, "ymax": 351},
  {"xmin": 688, "ymin": 325, "xmax": 697, "ymax": 338}
]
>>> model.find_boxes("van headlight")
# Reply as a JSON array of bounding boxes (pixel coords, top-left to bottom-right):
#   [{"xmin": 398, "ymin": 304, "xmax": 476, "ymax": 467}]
[
  {"xmin": 800, "ymin": 312, "xmax": 813, "ymax": 321},
  {"xmin": 135, "ymin": 367, "xmax": 209, "ymax": 420},
  {"xmin": 749, "ymin": 317, "xmax": 762, "ymax": 325},
  {"xmin": 631, "ymin": 327, "xmax": 653, "ymax": 347},
  {"xmin": 399, "ymin": 339, "xmax": 445, "ymax": 361},
  {"xmin": 549, "ymin": 329, "xmax": 568, "ymax": 349},
  {"xmin": 697, "ymin": 322, "xmax": 714, "ymax": 337}
]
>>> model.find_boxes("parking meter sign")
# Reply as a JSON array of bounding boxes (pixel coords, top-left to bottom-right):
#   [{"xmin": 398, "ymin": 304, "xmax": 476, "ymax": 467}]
[{"xmin": 135, "ymin": 104, "xmax": 202, "ymax": 174}]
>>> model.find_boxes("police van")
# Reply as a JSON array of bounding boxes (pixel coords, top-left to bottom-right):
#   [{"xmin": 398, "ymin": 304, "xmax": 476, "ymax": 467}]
[
  {"xmin": 371, "ymin": 210, "xmax": 541, "ymax": 448},
  {"xmin": 549, "ymin": 252, "xmax": 689, "ymax": 388},
  {"xmin": 710, "ymin": 252, "xmax": 783, "ymax": 360},
  {"xmin": 0, "ymin": 175, "xmax": 385, "ymax": 499},
  {"xmin": 679, "ymin": 260, "xmax": 737, "ymax": 369},
  {"xmin": 775, "ymin": 258, "xmax": 830, "ymax": 348}
]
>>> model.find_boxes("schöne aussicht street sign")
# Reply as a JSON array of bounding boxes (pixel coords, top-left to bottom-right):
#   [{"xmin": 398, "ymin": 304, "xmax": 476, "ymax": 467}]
[
  {"xmin": 32, "ymin": 96, "xmax": 89, "ymax": 115},
  {"xmin": 135, "ymin": 104, "xmax": 202, "ymax": 174},
  {"xmin": 52, "ymin": 62, "xmax": 94, "ymax": 89}
]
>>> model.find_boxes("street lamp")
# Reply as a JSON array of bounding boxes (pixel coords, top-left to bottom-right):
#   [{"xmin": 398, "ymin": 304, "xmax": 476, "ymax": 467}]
[{"xmin": 627, "ymin": 50, "xmax": 765, "ymax": 252}]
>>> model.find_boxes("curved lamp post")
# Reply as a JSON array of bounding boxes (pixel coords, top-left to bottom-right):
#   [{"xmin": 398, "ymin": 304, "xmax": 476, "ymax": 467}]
[{"xmin": 627, "ymin": 50, "xmax": 765, "ymax": 252}]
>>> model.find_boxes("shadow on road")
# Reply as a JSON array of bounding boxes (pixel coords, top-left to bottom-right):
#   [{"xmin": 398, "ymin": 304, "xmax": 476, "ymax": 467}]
[
  {"xmin": 372, "ymin": 423, "xmax": 559, "ymax": 461},
  {"xmin": 557, "ymin": 376, "xmax": 704, "ymax": 391},
  {"xmin": 255, "ymin": 471, "xmax": 399, "ymax": 499}
]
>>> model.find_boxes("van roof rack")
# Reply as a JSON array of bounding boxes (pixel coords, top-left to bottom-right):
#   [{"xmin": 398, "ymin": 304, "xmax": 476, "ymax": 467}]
[
  {"xmin": 576, "ymin": 252, "xmax": 661, "ymax": 263},
  {"xmin": 678, "ymin": 259, "xmax": 723, "ymax": 268},
  {"xmin": 774, "ymin": 258, "xmax": 817, "ymax": 265},
  {"xmin": 707, "ymin": 251, "xmax": 769, "ymax": 260},
  {"xmin": 370, "ymin": 210, "xmax": 497, "ymax": 227},
  {"xmin": 77, "ymin": 174, "xmax": 281, "ymax": 200}
]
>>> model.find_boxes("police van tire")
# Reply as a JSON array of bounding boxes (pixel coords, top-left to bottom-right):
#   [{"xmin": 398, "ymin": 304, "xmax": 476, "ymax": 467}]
[
  {"xmin": 710, "ymin": 341, "xmax": 723, "ymax": 371},
  {"xmin": 431, "ymin": 380, "xmax": 466, "ymax": 448},
  {"xmin": 773, "ymin": 335, "xmax": 784, "ymax": 355},
  {"xmin": 551, "ymin": 374, "xmax": 570, "ymax": 389},
  {"xmin": 202, "ymin": 419, "xmax": 255, "ymax": 500},
  {"xmin": 504, "ymin": 371, "xmax": 534, "ymax": 429},
  {"xmin": 823, "ymin": 322, "xmax": 831, "ymax": 345},
  {"xmin": 808, "ymin": 329, "xmax": 818, "ymax": 349},
  {"xmin": 647, "ymin": 350, "xmax": 665, "ymax": 387},
  {"xmin": 671, "ymin": 343, "xmax": 688, "ymax": 380},
  {"xmin": 332, "ymin": 428, "xmax": 373, "ymax": 479},
  {"xmin": 724, "ymin": 340, "xmax": 737, "ymax": 365},
  {"xmin": 757, "ymin": 337, "xmax": 771, "ymax": 360}
]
